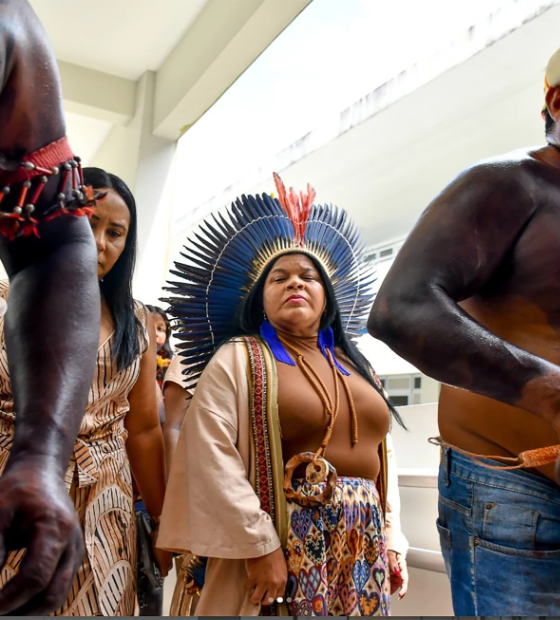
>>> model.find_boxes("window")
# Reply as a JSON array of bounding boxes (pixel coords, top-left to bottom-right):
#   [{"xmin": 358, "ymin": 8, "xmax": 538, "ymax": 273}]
[
  {"xmin": 377, "ymin": 372, "xmax": 424, "ymax": 407},
  {"xmin": 386, "ymin": 377, "xmax": 410, "ymax": 390}
]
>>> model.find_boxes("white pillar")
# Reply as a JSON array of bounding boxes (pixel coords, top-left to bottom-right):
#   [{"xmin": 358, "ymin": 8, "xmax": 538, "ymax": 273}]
[{"xmin": 91, "ymin": 71, "xmax": 176, "ymax": 305}]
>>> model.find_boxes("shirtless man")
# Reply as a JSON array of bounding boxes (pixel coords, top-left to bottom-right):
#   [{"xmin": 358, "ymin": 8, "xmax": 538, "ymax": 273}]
[
  {"xmin": 0, "ymin": 1, "xmax": 100, "ymax": 614},
  {"xmin": 368, "ymin": 46, "xmax": 560, "ymax": 615}
]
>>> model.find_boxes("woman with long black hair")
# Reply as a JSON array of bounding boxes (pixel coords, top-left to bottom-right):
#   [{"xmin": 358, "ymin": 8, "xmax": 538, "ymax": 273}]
[
  {"xmin": 159, "ymin": 174, "xmax": 408, "ymax": 616},
  {"xmin": 0, "ymin": 167, "xmax": 171, "ymax": 615}
]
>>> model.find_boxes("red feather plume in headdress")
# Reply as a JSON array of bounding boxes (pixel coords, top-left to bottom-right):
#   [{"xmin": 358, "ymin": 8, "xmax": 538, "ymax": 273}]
[{"xmin": 273, "ymin": 172, "xmax": 316, "ymax": 246}]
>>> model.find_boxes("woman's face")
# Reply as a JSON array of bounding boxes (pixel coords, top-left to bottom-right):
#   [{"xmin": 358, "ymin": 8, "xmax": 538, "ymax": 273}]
[
  {"xmin": 152, "ymin": 313, "xmax": 167, "ymax": 350},
  {"xmin": 89, "ymin": 188, "xmax": 130, "ymax": 280},
  {"xmin": 262, "ymin": 253, "xmax": 326, "ymax": 337}
]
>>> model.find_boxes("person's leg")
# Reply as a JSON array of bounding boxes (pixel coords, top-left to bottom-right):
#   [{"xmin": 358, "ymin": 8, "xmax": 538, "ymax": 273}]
[
  {"xmin": 439, "ymin": 447, "xmax": 560, "ymax": 615},
  {"xmin": 470, "ymin": 470, "xmax": 560, "ymax": 614},
  {"xmin": 437, "ymin": 447, "xmax": 476, "ymax": 615}
]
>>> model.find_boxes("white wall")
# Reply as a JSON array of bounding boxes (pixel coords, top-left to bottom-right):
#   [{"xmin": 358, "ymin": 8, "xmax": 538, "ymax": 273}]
[
  {"xmin": 391, "ymin": 402, "xmax": 454, "ymax": 615},
  {"xmin": 421, "ymin": 376, "xmax": 441, "ymax": 404},
  {"xmin": 90, "ymin": 71, "xmax": 176, "ymax": 305}
]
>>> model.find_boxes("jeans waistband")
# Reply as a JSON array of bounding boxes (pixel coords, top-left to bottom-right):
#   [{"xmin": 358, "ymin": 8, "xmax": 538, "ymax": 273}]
[{"xmin": 441, "ymin": 446, "xmax": 560, "ymax": 502}]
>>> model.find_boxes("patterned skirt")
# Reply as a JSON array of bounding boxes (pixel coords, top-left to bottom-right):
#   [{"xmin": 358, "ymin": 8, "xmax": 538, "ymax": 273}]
[{"xmin": 285, "ymin": 477, "xmax": 389, "ymax": 616}]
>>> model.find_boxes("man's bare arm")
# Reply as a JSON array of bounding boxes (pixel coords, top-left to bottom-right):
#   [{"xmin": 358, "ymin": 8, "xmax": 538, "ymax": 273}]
[
  {"xmin": 0, "ymin": 214, "xmax": 100, "ymax": 618},
  {"xmin": 368, "ymin": 161, "xmax": 560, "ymax": 423},
  {"xmin": 0, "ymin": 0, "xmax": 65, "ymax": 154},
  {"xmin": 0, "ymin": 1, "xmax": 100, "ymax": 614}
]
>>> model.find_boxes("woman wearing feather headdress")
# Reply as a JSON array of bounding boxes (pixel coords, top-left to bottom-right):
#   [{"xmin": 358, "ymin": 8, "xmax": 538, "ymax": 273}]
[{"xmin": 158, "ymin": 174, "xmax": 409, "ymax": 616}]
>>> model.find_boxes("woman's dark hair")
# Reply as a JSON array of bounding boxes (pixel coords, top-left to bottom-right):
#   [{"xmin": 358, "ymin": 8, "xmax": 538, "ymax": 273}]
[
  {"xmin": 146, "ymin": 304, "xmax": 174, "ymax": 358},
  {"xmin": 229, "ymin": 251, "xmax": 405, "ymax": 428},
  {"xmin": 83, "ymin": 167, "xmax": 142, "ymax": 372}
]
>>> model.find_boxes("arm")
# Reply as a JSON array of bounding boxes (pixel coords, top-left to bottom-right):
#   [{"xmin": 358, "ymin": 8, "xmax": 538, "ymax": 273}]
[
  {"xmin": 163, "ymin": 401, "xmax": 281, "ymax": 557},
  {"xmin": 384, "ymin": 434, "xmax": 409, "ymax": 598},
  {"xmin": 368, "ymin": 163, "xmax": 560, "ymax": 422},
  {"xmin": 158, "ymin": 343, "xmax": 285, "ymax": 607},
  {"xmin": 162, "ymin": 379, "xmax": 191, "ymax": 477},
  {"xmin": 124, "ymin": 313, "xmax": 171, "ymax": 575},
  {"xmin": 0, "ymin": 3, "xmax": 99, "ymax": 614},
  {"xmin": 0, "ymin": 207, "xmax": 99, "ymax": 618},
  {"xmin": 0, "ymin": 0, "xmax": 65, "ymax": 153},
  {"xmin": 174, "ymin": 400, "xmax": 286, "ymax": 604},
  {"xmin": 385, "ymin": 435, "xmax": 408, "ymax": 557},
  {"xmin": 125, "ymin": 312, "xmax": 166, "ymax": 521},
  {"xmin": 0, "ymin": 8, "xmax": 15, "ymax": 92}
]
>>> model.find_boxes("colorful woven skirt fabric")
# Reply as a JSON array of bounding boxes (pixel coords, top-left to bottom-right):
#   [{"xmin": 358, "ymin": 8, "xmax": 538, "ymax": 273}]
[{"xmin": 285, "ymin": 476, "xmax": 390, "ymax": 616}]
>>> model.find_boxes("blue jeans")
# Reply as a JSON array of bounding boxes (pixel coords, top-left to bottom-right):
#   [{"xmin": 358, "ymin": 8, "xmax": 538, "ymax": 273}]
[{"xmin": 438, "ymin": 446, "xmax": 560, "ymax": 615}]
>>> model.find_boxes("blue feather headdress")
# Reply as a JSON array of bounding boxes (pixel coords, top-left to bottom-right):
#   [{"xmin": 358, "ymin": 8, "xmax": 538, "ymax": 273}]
[{"xmin": 164, "ymin": 173, "xmax": 375, "ymax": 388}]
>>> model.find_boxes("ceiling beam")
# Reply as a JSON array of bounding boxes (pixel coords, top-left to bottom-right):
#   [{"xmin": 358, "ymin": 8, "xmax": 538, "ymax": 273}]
[
  {"xmin": 152, "ymin": 0, "xmax": 313, "ymax": 141},
  {"xmin": 59, "ymin": 60, "xmax": 137, "ymax": 126}
]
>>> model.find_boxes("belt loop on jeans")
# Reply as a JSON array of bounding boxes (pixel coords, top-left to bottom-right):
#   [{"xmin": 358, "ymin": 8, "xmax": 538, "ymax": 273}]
[{"xmin": 441, "ymin": 446, "xmax": 451, "ymax": 486}]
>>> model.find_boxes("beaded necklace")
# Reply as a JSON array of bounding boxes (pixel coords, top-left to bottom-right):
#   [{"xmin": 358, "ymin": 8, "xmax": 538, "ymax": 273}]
[{"xmin": 280, "ymin": 335, "xmax": 359, "ymax": 508}]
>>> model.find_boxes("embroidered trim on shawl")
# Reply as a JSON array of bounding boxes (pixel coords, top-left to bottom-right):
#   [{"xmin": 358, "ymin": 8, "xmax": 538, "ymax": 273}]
[
  {"xmin": 244, "ymin": 335, "xmax": 276, "ymax": 524},
  {"xmin": 243, "ymin": 335, "xmax": 289, "ymax": 616}
]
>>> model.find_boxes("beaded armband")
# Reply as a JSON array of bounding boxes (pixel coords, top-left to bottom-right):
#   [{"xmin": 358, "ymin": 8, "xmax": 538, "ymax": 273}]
[{"xmin": 0, "ymin": 136, "xmax": 97, "ymax": 240}]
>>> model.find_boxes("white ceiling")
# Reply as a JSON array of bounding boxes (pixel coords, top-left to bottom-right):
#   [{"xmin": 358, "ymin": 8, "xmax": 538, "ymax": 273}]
[
  {"xmin": 29, "ymin": 0, "xmax": 312, "ymax": 163},
  {"xmin": 29, "ymin": 0, "xmax": 209, "ymax": 80}
]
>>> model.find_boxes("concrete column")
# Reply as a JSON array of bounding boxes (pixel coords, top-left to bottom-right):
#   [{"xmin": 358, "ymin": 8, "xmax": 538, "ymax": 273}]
[{"xmin": 91, "ymin": 71, "xmax": 176, "ymax": 305}]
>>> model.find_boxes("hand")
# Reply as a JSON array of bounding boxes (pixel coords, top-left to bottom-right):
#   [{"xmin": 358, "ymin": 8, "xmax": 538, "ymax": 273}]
[
  {"xmin": 245, "ymin": 546, "xmax": 287, "ymax": 606},
  {"xmin": 0, "ymin": 457, "xmax": 84, "ymax": 615},
  {"xmin": 387, "ymin": 550, "xmax": 408, "ymax": 599},
  {"xmin": 152, "ymin": 531, "xmax": 172, "ymax": 577}
]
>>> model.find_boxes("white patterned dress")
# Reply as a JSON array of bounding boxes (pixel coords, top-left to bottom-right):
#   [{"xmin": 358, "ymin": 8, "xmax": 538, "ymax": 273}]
[{"xmin": 0, "ymin": 280, "xmax": 148, "ymax": 616}]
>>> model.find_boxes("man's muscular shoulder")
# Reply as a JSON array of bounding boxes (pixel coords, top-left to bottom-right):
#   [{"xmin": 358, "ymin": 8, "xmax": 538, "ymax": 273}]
[
  {"xmin": 428, "ymin": 146, "xmax": 550, "ymax": 229},
  {"xmin": 460, "ymin": 146, "xmax": 557, "ymax": 195},
  {"xmin": 456, "ymin": 147, "xmax": 541, "ymax": 189}
]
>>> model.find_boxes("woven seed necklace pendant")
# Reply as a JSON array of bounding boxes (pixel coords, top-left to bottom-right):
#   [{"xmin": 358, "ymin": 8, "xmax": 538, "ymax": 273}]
[
  {"xmin": 284, "ymin": 452, "xmax": 337, "ymax": 508},
  {"xmin": 305, "ymin": 457, "xmax": 329, "ymax": 484}
]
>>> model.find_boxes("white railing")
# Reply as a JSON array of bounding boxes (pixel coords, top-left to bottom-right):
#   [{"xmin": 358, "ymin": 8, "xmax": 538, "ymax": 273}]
[
  {"xmin": 398, "ymin": 468, "xmax": 438, "ymax": 489},
  {"xmin": 398, "ymin": 466, "xmax": 446, "ymax": 574},
  {"xmin": 407, "ymin": 547, "xmax": 446, "ymax": 574}
]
